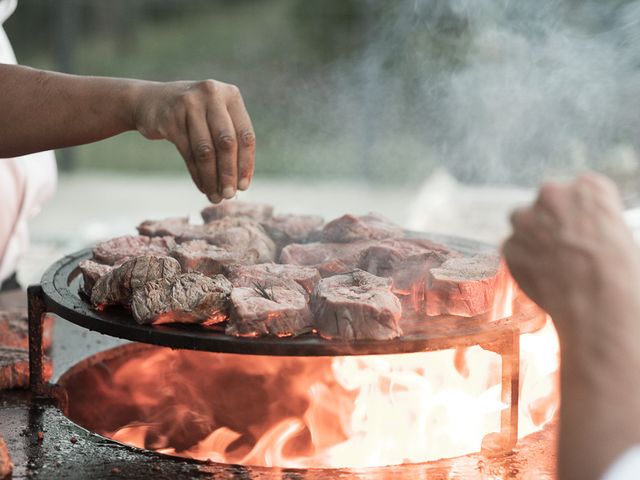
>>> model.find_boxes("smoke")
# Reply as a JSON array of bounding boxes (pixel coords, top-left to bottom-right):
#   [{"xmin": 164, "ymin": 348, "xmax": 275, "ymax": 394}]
[{"xmin": 305, "ymin": 0, "xmax": 640, "ymax": 185}]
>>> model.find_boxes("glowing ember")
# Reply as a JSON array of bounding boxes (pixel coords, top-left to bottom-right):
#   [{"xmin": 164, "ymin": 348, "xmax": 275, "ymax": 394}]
[{"xmin": 61, "ymin": 318, "xmax": 558, "ymax": 469}]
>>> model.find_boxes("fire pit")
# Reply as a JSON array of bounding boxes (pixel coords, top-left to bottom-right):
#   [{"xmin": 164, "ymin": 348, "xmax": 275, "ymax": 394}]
[{"xmin": 25, "ymin": 231, "xmax": 559, "ymax": 478}]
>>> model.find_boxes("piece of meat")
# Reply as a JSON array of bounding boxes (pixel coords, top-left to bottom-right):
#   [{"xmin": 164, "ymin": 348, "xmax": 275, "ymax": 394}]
[
  {"xmin": 0, "ymin": 309, "xmax": 54, "ymax": 350},
  {"xmin": 425, "ymin": 254, "xmax": 508, "ymax": 317},
  {"xmin": 321, "ymin": 213, "xmax": 404, "ymax": 243},
  {"xmin": 0, "ymin": 347, "xmax": 52, "ymax": 390},
  {"xmin": 171, "ymin": 240, "xmax": 239, "ymax": 276},
  {"xmin": 311, "ymin": 270, "xmax": 402, "ymax": 340},
  {"xmin": 92, "ymin": 235, "xmax": 176, "ymax": 265},
  {"xmin": 91, "ymin": 256, "xmax": 181, "ymax": 308},
  {"xmin": 280, "ymin": 241, "xmax": 375, "ymax": 277},
  {"xmin": 359, "ymin": 238, "xmax": 454, "ymax": 293},
  {"xmin": 78, "ymin": 259, "xmax": 113, "ymax": 296},
  {"xmin": 131, "ymin": 273, "xmax": 233, "ymax": 325},
  {"xmin": 261, "ymin": 214, "xmax": 324, "ymax": 251},
  {"xmin": 178, "ymin": 217, "xmax": 276, "ymax": 264},
  {"xmin": 201, "ymin": 201, "xmax": 274, "ymax": 223},
  {"xmin": 227, "ymin": 263, "xmax": 321, "ymax": 297},
  {"xmin": 137, "ymin": 216, "xmax": 190, "ymax": 237},
  {"xmin": 0, "ymin": 436, "xmax": 12, "ymax": 479},
  {"xmin": 227, "ymin": 286, "xmax": 313, "ymax": 337}
]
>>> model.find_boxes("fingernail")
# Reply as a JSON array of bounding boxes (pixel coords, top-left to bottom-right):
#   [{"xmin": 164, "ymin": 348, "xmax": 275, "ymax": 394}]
[
  {"xmin": 222, "ymin": 187, "xmax": 236, "ymax": 199},
  {"xmin": 208, "ymin": 193, "xmax": 223, "ymax": 204},
  {"xmin": 238, "ymin": 178, "xmax": 249, "ymax": 191}
]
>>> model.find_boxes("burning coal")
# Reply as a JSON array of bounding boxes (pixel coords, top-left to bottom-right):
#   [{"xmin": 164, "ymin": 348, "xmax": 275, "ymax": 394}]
[{"xmin": 60, "ymin": 320, "xmax": 558, "ymax": 468}]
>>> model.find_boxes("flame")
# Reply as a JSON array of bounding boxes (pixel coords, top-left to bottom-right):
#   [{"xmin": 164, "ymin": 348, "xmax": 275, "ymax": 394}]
[{"xmin": 62, "ymin": 315, "xmax": 559, "ymax": 469}]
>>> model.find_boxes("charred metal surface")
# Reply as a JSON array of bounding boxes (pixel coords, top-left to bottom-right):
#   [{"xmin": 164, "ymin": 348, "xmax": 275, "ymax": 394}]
[
  {"xmin": 39, "ymin": 247, "xmax": 546, "ymax": 356},
  {"xmin": 27, "ymin": 285, "xmax": 46, "ymax": 396},
  {"xmin": 0, "ymin": 389, "xmax": 557, "ymax": 479}
]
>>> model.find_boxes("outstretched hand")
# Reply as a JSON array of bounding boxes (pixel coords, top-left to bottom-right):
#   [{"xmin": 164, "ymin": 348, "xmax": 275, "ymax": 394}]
[{"xmin": 133, "ymin": 79, "xmax": 255, "ymax": 203}]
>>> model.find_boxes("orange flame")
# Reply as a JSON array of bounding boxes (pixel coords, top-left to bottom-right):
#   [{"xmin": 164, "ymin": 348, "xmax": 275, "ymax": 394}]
[{"xmin": 62, "ymin": 317, "xmax": 559, "ymax": 469}]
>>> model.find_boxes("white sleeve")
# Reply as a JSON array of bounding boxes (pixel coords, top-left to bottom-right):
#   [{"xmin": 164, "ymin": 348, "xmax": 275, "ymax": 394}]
[{"xmin": 601, "ymin": 446, "xmax": 640, "ymax": 480}]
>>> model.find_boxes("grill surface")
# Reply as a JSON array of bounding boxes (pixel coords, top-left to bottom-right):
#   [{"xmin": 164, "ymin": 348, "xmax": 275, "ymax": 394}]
[{"xmin": 38, "ymin": 231, "xmax": 545, "ymax": 356}]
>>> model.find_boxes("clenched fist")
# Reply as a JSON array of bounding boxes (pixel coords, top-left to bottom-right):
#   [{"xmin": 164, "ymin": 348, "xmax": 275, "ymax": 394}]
[{"xmin": 503, "ymin": 173, "xmax": 640, "ymax": 336}]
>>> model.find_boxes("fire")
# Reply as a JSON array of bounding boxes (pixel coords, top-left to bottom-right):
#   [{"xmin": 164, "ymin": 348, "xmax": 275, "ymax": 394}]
[{"xmin": 61, "ymin": 319, "xmax": 559, "ymax": 469}]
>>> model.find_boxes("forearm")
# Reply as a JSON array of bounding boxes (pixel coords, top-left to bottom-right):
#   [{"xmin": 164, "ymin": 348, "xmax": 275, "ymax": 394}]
[
  {"xmin": 0, "ymin": 64, "xmax": 145, "ymax": 157},
  {"xmin": 557, "ymin": 330, "xmax": 640, "ymax": 480}
]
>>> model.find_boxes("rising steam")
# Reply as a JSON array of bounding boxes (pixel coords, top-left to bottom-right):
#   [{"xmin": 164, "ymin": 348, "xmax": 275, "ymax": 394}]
[{"xmin": 298, "ymin": 0, "xmax": 640, "ymax": 185}]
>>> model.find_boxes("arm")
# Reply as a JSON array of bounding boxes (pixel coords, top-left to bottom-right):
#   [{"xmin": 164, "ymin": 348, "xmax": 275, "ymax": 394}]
[
  {"xmin": 0, "ymin": 64, "xmax": 255, "ymax": 202},
  {"xmin": 503, "ymin": 174, "xmax": 640, "ymax": 480}
]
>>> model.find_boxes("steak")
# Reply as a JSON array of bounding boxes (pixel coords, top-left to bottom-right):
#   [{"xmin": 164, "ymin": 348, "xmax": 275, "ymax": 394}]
[
  {"xmin": 227, "ymin": 286, "xmax": 313, "ymax": 337},
  {"xmin": 0, "ymin": 347, "xmax": 52, "ymax": 390},
  {"xmin": 321, "ymin": 213, "xmax": 404, "ymax": 243},
  {"xmin": 311, "ymin": 270, "xmax": 402, "ymax": 340},
  {"xmin": 203, "ymin": 218, "xmax": 276, "ymax": 263},
  {"xmin": 91, "ymin": 256, "xmax": 181, "ymax": 308},
  {"xmin": 425, "ymin": 254, "xmax": 508, "ymax": 317},
  {"xmin": 0, "ymin": 436, "xmax": 11, "ymax": 479},
  {"xmin": 227, "ymin": 263, "xmax": 321, "ymax": 297},
  {"xmin": 131, "ymin": 273, "xmax": 233, "ymax": 325},
  {"xmin": 280, "ymin": 241, "xmax": 375, "ymax": 277},
  {"xmin": 201, "ymin": 201, "xmax": 274, "ymax": 223},
  {"xmin": 0, "ymin": 309, "xmax": 54, "ymax": 350},
  {"xmin": 78, "ymin": 259, "xmax": 113, "ymax": 296},
  {"xmin": 171, "ymin": 240, "xmax": 239, "ymax": 276},
  {"xmin": 261, "ymin": 214, "xmax": 324, "ymax": 250},
  {"xmin": 359, "ymin": 238, "xmax": 454, "ymax": 293},
  {"xmin": 137, "ymin": 216, "xmax": 190, "ymax": 237},
  {"xmin": 92, "ymin": 235, "xmax": 176, "ymax": 265},
  {"xmin": 177, "ymin": 217, "xmax": 276, "ymax": 264}
]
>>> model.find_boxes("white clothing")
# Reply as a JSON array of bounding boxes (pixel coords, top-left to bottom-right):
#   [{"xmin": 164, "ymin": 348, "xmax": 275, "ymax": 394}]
[
  {"xmin": 0, "ymin": 0, "xmax": 57, "ymax": 284},
  {"xmin": 602, "ymin": 445, "xmax": 640, "ymax": 480}
]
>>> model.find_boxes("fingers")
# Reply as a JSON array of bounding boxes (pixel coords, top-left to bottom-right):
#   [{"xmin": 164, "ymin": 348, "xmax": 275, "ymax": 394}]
[
  {"xmin": 166, "ymin": 118, "xmax": 206, "ymax": 194},
  {"xmin": 186, "ymin": 106, "xmax": 219, "ymax": 201},
  {"xmin": 207, "ymin": 103, "xmax": 238, "ymax": 199},
  {"xmin": 227, "ymin": 90, "xmax": 255, "ymax": 191}
]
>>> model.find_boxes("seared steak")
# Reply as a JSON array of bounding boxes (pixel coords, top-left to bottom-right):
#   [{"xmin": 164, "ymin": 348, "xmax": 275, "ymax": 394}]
[
  {"xmin": 177, "ymin": 217, "xmax": 276, "ymax": 264},
  {"xmin": 137, "ymin": 216, "xmax": 190, "ymax": 237},
  {"xmin": 201, "ymin": 201, "xmax": 274, "ymax": 223},
  {"xmin": 79, "ymin": 259, "xmax": 113, "ymax": 296},
  {"xmin": 261, "ymin": 214, "xmax": 324, "ymax": 250},
  {"xmin": 227, "ymin": 263, "xmax": 321, "ymax": 297},
  {"xmin": 131, "ymin": 273, "xmax": 233, "ymax": 325},
  {"xmin": 425, "ymin": 254, "xmax": 507, "ymax": 317},
  {"xmin": 0, "ymin": 347, "xmax": 52, "ymax": 390},
  {"xmin": 93, "ymin": 235, "xmax": 176, "ymax": 265},
  {"xmin": 227, "ymin": 286, "xmax": 313, "ymax": 337},
  {"xmin": 312, "ymin": 270, "xmax": 402, "ymax": 340},
  {"xmin": 359, "ymin": 238, "xmax": 453, "ymax": 293},
  {"xmin": 0, "ymin": 309, "xmax": 54, "ymax": 350},
  {"xmin": 0, "ymin": 436, "xmax": 11, "ymax": 479},
  {"xmin": 321, "ymin": 213, "xmax": 403, "ymax": 243},
  {"xmin": 91, "ymin": 256, "xmax": 181, "ymax": 308},
  {"xmin": 280, "ymin": 241, "xmax": 375, "ymax": 277},
  {"xmin": 171, "ymin": 240, "xmax": 239, "ymax": 276},
  {"xmin": 203, "ymin": 218, "xmax": 276, "ymax": 263}
]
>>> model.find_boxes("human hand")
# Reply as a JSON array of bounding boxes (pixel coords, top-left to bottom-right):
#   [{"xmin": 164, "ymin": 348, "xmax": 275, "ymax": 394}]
[
  {"xmin": 502, "ymin": 173, "xmax": 640, "ymax": 339},
  {"xmin": 132, "ymin": 79, "xmax": 255, "ymax": 203}
]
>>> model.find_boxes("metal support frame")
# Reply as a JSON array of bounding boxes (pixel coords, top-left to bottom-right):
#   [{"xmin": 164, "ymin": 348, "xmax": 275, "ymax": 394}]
[
  {"xmin": 27, "ymin": 284, "xmax": 48, "ymax": 396},
  {"xmin": 480, "ymin": 327, "xmax": 520, "ymax": 455}
]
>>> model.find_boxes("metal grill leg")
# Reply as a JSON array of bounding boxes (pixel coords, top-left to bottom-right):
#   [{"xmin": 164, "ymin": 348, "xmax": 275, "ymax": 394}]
[
  {"xmin": 499, "ymin": 328, "xmax": 520, "ymax": 449},
  {"xmin": 28, "ymin": 284, "xmax": 47, "ymax": 396},
  {"xmin": 480, "ymin": 328, "xmax": 520, "ymax": 455}
]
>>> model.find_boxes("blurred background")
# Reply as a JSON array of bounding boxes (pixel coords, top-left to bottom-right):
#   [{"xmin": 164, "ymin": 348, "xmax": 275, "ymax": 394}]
[{"xmin": 6, "ymin": 0, "xmax": 640, "ymax": 282}]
